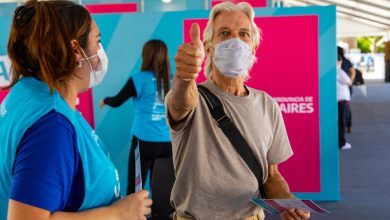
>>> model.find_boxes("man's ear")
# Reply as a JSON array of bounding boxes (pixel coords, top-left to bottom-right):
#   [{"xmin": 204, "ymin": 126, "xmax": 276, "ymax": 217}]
[
  {"xmin": 71, "ymin": 39, "xmax": 83, "ymax": 61},
  {"xmin": 204, "ymin": 41, "xmax": 213, "ymax": 57},
  {"xmin": 251, "ymin": 44, "xmax": 258, "ymax": 55},
  {"xmin": 203, "ymin": 41, "xmax": 209, "ymax": 54}
]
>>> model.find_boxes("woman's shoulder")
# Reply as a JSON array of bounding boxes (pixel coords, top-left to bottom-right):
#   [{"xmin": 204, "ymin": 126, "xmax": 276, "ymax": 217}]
[
  {"xmin": 135, "ymin": 70, "xmax": 154, "ymax": 75},
  {"xmin": 132, "ymin": 71, "xmax": 154, "ymax": 80}
]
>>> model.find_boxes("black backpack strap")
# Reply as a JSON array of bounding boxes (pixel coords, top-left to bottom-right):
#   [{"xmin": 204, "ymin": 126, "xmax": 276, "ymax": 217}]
[{"xmin": 197, "ymin": 85, "xmax": 266, "ymax": 198}]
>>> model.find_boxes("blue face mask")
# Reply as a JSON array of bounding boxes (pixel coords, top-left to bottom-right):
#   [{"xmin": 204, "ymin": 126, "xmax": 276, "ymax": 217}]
[{"xmin": 212, "ymin": 38, "xmax": 255, "ymax": 78}]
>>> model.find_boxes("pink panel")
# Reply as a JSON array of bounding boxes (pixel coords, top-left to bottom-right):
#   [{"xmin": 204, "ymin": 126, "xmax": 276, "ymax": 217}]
[
  {"xmin": 184, "ymin": 15, "xmax": 320, "ymax": 192},
  {"xmin": 85, "ymin": 3, "xmax": 138, "ymax": 14},
  {"xmin": 0, "ymin": 90, "xmax": 9, "ymax": 103},
  {"xmin": 77, "ymin": 89, "xmax": 95, "ymax": 128},
  {"xmin": 212, "ymin": 0, "xmax": 267, "ymax": 7}
]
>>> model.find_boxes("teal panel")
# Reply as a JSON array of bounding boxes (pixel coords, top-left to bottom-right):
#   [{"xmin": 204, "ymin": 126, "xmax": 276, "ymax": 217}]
[
  {"xmin": 0, "ymin": 16, "xmax": 11, "ymax": 55},
  {"xmin": 0, "ymin": 5, "xmax": 338, "ymax": 200},
  {"xmin": 94, "ymin": 6, "xmax": 338, "ymax": 200}
]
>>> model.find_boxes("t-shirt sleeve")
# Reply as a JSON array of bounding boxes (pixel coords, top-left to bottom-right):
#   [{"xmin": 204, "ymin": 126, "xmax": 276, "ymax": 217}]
[
  {"xmin": 9, "ymin": 111, "xmax": 78, "ymax": 212},
  {"xmin": 342, "ymin": 58, "xmax": 353, "ymax": 74},
  {"xmin": 266, "ymin": 100, "xmax": 294, "ymax": 165},
  {"xmin": 345, "ymin": 59, "xmax": 353, "ymax": 69},
  {"xmin": 104, "ymin": 77, "xmax": 137, "ymax": 107}
]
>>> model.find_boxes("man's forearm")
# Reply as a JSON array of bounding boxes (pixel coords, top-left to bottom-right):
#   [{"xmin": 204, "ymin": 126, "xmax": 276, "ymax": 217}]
[
  {"xmin": 168, "ymin": 76, "xmax": 198, "ymax": 122},
  {"xmin": 264, "ymin": 165, "xmax": 294, "ymax": 199}
]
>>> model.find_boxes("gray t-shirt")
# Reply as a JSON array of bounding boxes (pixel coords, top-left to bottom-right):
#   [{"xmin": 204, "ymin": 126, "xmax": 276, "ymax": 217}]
[{"xmin": 166, "ymin": 80, "xmax": 293, "ymax": 220}]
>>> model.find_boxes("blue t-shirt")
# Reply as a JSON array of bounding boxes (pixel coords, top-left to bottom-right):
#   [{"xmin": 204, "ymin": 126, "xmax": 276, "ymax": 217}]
[
  {"xmin": 10, "ymin": 110, "xmax": 84, "ymax": 212},
  {"xmin": 132, "ymin": 71, "xmax": 171, "ymax": 142}
]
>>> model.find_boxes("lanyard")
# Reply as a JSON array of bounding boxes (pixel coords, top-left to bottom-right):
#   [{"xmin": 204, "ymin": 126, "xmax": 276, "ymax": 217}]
[{"xmin": 135, "ymin": 140, "xmax": 143, "ymax": 192}]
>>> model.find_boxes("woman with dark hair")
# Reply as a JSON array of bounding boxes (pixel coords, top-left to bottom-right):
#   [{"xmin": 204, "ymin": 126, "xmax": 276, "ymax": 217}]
[
  {"xmin": 0, "ymin": 1, "xmax": 151, "ymax": 220},
  {"xmin": 99, "ymin": 39, "xmax": 172, "ymax": 195},
  {"xmin": 337, "ymin": 46, "xmax": 355, "ymax": 133},
  {"xmin": 337, "ymin": 55, "xmax": 352, "ymax": 150}
]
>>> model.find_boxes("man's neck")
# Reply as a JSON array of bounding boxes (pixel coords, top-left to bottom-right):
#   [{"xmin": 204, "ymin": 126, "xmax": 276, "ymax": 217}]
[{"xmin": 211, "ymin": 71, "xmax": 248, "ymax": 96}]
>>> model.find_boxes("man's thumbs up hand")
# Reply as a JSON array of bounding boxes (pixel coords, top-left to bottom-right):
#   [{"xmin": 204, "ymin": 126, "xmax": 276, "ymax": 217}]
[{"xmin": 174, "ymin": 23, "xmax": 205, "ymax": 81}]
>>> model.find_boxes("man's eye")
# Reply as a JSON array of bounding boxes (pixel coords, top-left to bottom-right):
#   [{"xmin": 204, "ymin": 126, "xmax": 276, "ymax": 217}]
[
  {"xmin": 219, "ymin": 31, "xmax": 229, "ymax": 36},
  {"xmin": 240, "ymin": 32, "xmax": 250, "ymax": 37}
]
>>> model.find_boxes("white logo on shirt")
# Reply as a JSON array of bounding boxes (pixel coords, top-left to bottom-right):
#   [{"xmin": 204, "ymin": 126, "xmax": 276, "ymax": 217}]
[
  {"xmin": 0, "ymin": 103, "xmax": 7, "ymax": 118},
  {"xmin": 91, "ymin": 130, "xmax": 100, "ymax": 147},
  {"xmin": 0, "ymin": 55, "xmax": 11, "ymax": 87},
  {"xmin": 151, "ymin": 91, "xmax": 166, "ymax": 121},
  {"xmin": 114, "ymin": 169, "xmax": 121, "ymax": 198}
]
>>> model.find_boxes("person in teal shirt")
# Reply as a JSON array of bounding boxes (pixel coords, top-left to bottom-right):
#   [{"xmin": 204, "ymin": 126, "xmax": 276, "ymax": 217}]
[
  {"xmin": 99, "ymin": 40, "xmax": 172, "ymax": 197},
  {"xmin": 0, "ymin": 1, "xmax": 151, "ymax": 220}
]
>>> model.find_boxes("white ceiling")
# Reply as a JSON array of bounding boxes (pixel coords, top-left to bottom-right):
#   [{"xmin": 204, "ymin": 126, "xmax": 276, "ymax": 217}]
[
  {"xmin": 284, "ymin": 0, "xmax": 390, "ymax": 37},
  {"xmin": 1, "ymin": 0, "xmax": 389, "ymax": 37}
]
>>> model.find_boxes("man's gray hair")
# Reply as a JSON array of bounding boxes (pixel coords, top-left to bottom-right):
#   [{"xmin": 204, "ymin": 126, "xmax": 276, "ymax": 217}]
[{"xmin": 203, "ymin": 2, "xmax": 261, "ymax": 80}]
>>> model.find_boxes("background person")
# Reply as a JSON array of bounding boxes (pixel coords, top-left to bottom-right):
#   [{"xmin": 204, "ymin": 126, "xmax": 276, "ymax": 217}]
[
  {"xmin": 99, "ymin": 40, "xmax": 172, "ymax": 198},
  {"xmin": 338, "ymin": 46, "xmax": 355, "ymax": 133},
  {"xmin": 337, "ymin": 55, "xmax": 353, "ymax": 150}
]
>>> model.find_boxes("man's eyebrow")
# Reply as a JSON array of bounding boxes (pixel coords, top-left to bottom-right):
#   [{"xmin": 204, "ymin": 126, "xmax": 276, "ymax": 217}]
[
  {"xmin": 240, "ymin": 28, "xmax": 250, "ymax": 32},
  {"xmin": 216, "ymin": 26, "xmax": 230, "ymax": 31}
]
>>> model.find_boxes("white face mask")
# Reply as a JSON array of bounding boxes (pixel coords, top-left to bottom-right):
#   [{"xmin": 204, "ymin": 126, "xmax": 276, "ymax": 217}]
[
  {"xmin": 80, "ymin": 43, "xmax": 108, "ymax": 88},
  {"xmin": 212, "ymin": 38, "xmax": 255, "ymax": 78}
]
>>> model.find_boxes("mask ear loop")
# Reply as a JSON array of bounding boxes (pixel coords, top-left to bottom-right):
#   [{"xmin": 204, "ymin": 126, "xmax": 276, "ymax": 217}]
[
  {"xmin": 71, "ymin": 41, "xmax": 85, "ymax": 68},
  {"xmin": 79, "ymin": 47, "xmax": 97, "ymax": 72}
]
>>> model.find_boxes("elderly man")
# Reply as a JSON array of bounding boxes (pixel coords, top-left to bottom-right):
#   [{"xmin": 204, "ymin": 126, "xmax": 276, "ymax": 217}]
[{"xmin": 166, "ymin": 2, "xmax": 310, "ymax": 220}]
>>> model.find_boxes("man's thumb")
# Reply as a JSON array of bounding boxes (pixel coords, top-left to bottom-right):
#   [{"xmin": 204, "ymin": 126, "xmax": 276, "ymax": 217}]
[{"xmin": 190, "ymin": 23, "xmax": 202, "ymax": 47}]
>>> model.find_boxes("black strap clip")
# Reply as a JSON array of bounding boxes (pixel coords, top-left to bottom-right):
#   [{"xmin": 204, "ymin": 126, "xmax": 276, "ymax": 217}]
[{"xmin": 216, "ymin": 115, "xmax": 231, "ymax": 127}]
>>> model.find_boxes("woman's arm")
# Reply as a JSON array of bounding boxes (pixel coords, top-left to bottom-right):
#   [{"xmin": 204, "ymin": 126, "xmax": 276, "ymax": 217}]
[
  {"xmin": 8, "ymin": 112, "xmax": 152, "ymax": 220},
  {"xmin": 348, "ymin": 67, "xmax": 356, "ymax": 83},
  {"xmin": 102, "ymin": 78, "xmax": 137, "ymax": 108},
  {"xmin": 8, "ymin": 190, "xmax": 152, "ymax": 220}
]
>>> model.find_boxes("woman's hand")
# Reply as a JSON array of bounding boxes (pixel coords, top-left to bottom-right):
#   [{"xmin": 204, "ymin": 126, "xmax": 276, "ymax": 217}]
[
  {"xmin": 99, "ymin": 99, "xmax": 105, "ymax": 109},
  {"xmin": 110, "ymin": 190, "xmax": 153, "ymax": 220}
]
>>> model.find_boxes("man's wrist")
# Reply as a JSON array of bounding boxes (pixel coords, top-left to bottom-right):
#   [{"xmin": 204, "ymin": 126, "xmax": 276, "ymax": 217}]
[
  {"xmin": 170, "ymin": 76, "xmax": 197, "ymax": 112},
  {"xmin": 174, "ymin": 74, "xmax": 194, "ymax": 83}
]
